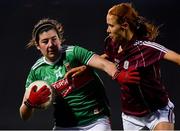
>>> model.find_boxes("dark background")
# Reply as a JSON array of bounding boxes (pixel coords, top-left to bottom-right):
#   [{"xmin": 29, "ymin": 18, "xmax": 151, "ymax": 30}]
[{"xmin": 0, "ymin": 0, "xmax": 180, "ymax": 130}]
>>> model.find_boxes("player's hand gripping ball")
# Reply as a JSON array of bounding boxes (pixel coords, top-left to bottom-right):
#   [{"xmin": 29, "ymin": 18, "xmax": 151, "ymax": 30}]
[{"xmin": 25, "ymin": 80, "xmax": 53, "ymax": 109}]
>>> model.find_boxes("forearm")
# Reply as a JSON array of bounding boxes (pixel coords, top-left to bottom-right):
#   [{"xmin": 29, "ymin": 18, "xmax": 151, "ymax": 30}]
[
  {"xmin": 19, "ymin": 101, "xmax": 34, "ymax": 120},
  {"xmin": 164, "ymin": 50, "xmax": 180, "ymax": 65},
  {"xmin": 88, "ymin": 54, "xmax": 117, "ymax": 77},
  {"xmin": 102, "ymin": 60, "xmax": 117, "ymax": 77}
]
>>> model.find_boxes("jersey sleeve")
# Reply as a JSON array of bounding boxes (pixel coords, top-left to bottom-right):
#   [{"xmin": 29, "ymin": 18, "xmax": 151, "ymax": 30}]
[
  {"xmin": 137, "ymin": 41, "xmax": 169, "ymax": 67},
  {"xmin": 73, "ymin": 46, "xmax": 95, "ymax": 65},
  {"xmin": 25, "ymin": 69, "xmax": 37, "ymax": 89}
]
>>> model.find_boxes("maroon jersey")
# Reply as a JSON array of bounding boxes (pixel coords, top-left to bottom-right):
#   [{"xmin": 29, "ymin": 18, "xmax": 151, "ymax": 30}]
[{"xmin": 105, "ymin": 40, "xmax": 169, "ymax": 117}]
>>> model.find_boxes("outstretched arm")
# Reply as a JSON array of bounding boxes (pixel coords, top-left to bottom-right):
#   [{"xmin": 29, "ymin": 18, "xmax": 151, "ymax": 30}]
[
  {"xmin": 164, "ymin": 50, "xmax": 180, "ymax": 65},
  {"xmin": 64, "ymin": 53, "xmax": 109, "ymax": 79},
  {"xmin": 64, "ymin": 53, "xmax": 140, "ymax": 85},
  {"xmin": 64, "ymin": 65, "xmax": 88, "ymax": 79},
  {"xmin": 87, "ymin": 54, "xmax": 117, "ymax": 77}
]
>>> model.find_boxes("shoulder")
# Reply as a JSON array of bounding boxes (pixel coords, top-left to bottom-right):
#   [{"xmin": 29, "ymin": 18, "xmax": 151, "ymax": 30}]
[
  {"xmin": 134, "ymin": 40, "xmax": 169, "ymax": 53},
  {"xmin": 31, "ymin": 57, "xmax": 46, "ymax": 70},
  {"xmin": 62, "ymin": 44, "xmax": 91, "ymax": 54},
  {"xmin": 61, "ymin": 45, "xmax": 74, "ymax": 52},
  {"xmin": 61, "ymin": 44, "xmax": 82, "ymax": 53}
]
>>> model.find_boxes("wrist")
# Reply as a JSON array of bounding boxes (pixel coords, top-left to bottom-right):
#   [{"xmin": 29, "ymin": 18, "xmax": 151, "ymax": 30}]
[
  {"xmin": 112, "ymin": 70, "xmax": 120, "ymax": 80},
  {"xmin": 24, "ymin": 99, "xmax": 40, "ymax": 109},
  {"xmin": 24, "ymin": 99, "xmax": 34, "ymax": 109}
]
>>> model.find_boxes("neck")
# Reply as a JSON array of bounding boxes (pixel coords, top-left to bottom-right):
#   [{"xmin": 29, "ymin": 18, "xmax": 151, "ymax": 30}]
[
  {"xmin": 120, "ymin": 30, "xmax": 134, "ymax": 49},
  {"xmin": 126, "ymin": 29, "xmax": 134, "ymax": 41},
  {"xmin": 44, "ymin": 54, "xmax": 62, "ymax": 65}
]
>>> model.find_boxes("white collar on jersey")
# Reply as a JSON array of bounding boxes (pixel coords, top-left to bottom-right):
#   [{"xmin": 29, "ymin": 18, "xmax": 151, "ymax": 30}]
[{"xmin": 43, "ymin": 53, "xmax": 62, "ymax": 65}]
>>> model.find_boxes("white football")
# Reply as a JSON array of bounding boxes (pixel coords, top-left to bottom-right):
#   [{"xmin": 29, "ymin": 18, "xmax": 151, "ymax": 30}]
[{"xmin": 25, "ymin": 80, "xmax": 53, "ymax": 109}]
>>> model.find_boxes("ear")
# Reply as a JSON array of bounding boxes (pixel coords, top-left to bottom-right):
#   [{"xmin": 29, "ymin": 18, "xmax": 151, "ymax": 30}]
[
  {"xmin": 35, "ymin": 43, "xmax": 40, "ymax": 50},
  {"xmin": 120, "ymin": 22, "xmax": 129, "ymax": 30},
  {"xmin": 36, "ymin": 46, "xmax": 40, "ymax": 50}
]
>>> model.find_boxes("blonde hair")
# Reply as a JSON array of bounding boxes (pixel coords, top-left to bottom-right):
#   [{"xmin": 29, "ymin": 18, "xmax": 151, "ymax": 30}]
[
  {"xmin": 27, "ymin": 18, "xmax": 64, "ymax": 48},
  {"xmin": 108, "ymin": 3, "xmax": 159, "ymax": 40}
]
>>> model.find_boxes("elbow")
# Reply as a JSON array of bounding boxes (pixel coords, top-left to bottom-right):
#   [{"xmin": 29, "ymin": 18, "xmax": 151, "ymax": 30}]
[
  {"xmin": 19, "ymin": 108, "xmax": 28, "ymax": 121},
  {"xmin": 20, "ymin": 116, "xmax": 29, "ymax": 121},
  {"xmin": 20, "ymin": 113, "xmax": 29, "ymax": 121},
  {"xmin": 19, "ymin": 105, "xmax": 32, "ymax": 121}
]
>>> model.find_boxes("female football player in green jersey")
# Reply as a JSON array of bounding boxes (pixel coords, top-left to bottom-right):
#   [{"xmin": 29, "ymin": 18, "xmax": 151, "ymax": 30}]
[{"xmin": 19, "ymin": 18, "xmax": 140, "ymax": 130}]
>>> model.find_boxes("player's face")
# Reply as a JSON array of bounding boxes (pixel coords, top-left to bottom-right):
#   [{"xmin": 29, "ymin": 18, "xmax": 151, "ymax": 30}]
[
  {"xmin": 36, "ymin": 29, "xmax": 62, "ymax": 62},
  {"xmin": 106, "ymin": 14, "xmax": 127, "ymax": 43}
]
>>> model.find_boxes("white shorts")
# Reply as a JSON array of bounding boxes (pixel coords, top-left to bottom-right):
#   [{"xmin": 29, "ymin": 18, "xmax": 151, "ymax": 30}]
[
  {"xmin": 53, "ymin": 116, "xmax": 111, "ymax": 131},
  {"xmin": 122, "ymin": 100, "xmax": 175, "ymax": 130}
]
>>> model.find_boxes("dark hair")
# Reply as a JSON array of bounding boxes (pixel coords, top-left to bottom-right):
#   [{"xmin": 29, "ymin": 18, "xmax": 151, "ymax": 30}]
[
  {"xmin": 27, "ymin": 18, "xmax": 64, "ymax": 48},
  {"xmin": 108, "ymin": 3, "xmax": 159, "ymax": 40}
]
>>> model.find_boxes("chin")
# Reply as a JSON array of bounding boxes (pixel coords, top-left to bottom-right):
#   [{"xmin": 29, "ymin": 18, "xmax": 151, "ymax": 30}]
[
  {"xmin": 47, "ymin": 55, "xmax": 56, "ymax": 61},
  {"xmin": 112, "ymin": 38, "xmax": 119, "ymax": 43},
  {"xmin": 111, "ymin": 36, "xmax": 119, "ymax": 42}
]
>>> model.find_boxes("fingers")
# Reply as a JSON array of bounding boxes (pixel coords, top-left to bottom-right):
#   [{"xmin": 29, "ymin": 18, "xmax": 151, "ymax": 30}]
[
  {"xmin": 128, "ymin": 68, "xmax": 138, "ymax": 73},
  {"xmin": 41, "ymin": 88, "xmax": 51, "ymax": 97},
  {"xmin": 130, "ymin": 77, "xmax": 141, "ymax": 81},
  {"xmin": 128, "ymin": 80, "xmax": 140, "ymax": 84},
  {"xmin": 128, "ymin": 68, "xmax": 140, "ymax": 77},
  {"xmin": 64, "ymin": 68, "xmax": 77, "ymax": 78},
  {"xmin": 31, "ymin": 85, "xmax": 38, "ymax": 92},
  {"xmin": 64, "ymin": 66, "xmax": 87, "ymax": 78},
  {"xmin": 38, "ymin": 85, "xmax": 49, "ymax": 92},
  {"xmin": 129, "ymin": 72, "xmax": 139, "ymax": 76},
  {"xmin": 66, "ymin": 69, "xmax": 81, "ymax": 78},
  {"xmin": 73, "ymin": 71, "xmax": 84, "ymax": 78},
  {"xmin": 37, "ymin": 85, "xmax": 51, "ymax": 96},
  {"xmin": 128, "ymin": 67, "xmax": 137, "ymax": 71},
  {"xmin": 41, "ymin": 97, "xmax": 50, "ymax": 103},
  {"xmin": 38, "ymin": 96, "xmax": 50, "ymax": 104},
  {"xmin": 127, "ymin": 76, "xmax": 141, "ymax": 84}
]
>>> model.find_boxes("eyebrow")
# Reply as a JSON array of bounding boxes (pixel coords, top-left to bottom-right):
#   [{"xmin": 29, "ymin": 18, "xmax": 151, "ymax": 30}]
[{"xmin": 40, "ymin": 35, "xmax": 57, "ymax": 41}]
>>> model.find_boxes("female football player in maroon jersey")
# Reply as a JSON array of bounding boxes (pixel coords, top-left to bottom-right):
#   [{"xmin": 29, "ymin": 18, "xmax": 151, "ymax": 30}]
[
  {"xmin": 66, "ymin": 2, "xmax": 180, "ymax": 131},
  {"xmin": 103, "ymin": 2, "xmax": 180, "ymax": 130}
]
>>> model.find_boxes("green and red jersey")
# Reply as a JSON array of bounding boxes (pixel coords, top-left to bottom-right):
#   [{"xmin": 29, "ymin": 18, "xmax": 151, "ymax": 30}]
[{"xmin": 26, "ymin": 45, "xmax": 110, "ymax": 127}]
